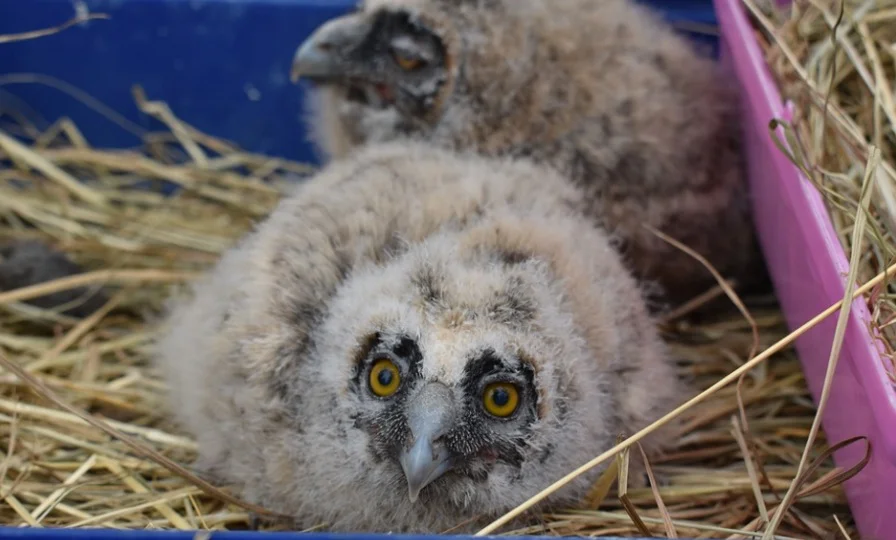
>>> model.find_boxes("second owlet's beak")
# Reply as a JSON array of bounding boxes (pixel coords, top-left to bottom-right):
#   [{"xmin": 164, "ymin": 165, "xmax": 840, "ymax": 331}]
[
  {"xmin": 399, "ymin": 382, "xmax": 456, "ymax": 503},
  {"xmin": 290, "ymin": 14, "xmax": 371, "ymax": 84}
]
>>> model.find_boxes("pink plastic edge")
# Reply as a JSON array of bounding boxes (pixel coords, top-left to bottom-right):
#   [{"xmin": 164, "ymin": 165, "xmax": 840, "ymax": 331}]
[{"xmin": 713, "ymin": 0, "xmax": 896, "ymax": 536}]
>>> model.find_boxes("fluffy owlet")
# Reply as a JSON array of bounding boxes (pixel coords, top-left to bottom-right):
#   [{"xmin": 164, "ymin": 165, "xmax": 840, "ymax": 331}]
[
  {"xmin": 290, "ymin": 0, "xmax": 767, "ymax": 306},
  {"xmin": 154, "ymin": 142, "xmax": 685, "ymax": 533}
]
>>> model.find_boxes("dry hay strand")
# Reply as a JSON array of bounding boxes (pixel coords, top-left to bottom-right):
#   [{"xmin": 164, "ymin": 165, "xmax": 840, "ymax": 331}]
[
  {"xmin": 0, "ymin": 90, "xmax": 862, "ymax": 537},
  {"xmin": 0, "ymin": 11, "xmax": 111, "ymax": 45},
  {"xmin": 744, "ymin": 0, "xmax": 896, "ymax": 383}
]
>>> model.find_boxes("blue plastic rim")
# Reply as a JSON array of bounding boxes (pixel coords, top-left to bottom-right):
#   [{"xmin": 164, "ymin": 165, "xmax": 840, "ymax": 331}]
[
  {"xmin": 0, "ymin": 529, "xmax": 671, "ymax": 540},
  {"xmin": 0, "ymin": 0, "xmax": 720, "ymax": 167},
  {"xmin": 0, "ymin": 0, "xmax": 718, "ymax": 538}
]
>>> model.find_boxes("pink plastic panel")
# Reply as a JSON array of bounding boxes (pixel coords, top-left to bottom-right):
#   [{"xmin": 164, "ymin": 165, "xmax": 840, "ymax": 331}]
[{"xmin": 713, "ymin": 0, "xmax": 896, "ymax": 537}]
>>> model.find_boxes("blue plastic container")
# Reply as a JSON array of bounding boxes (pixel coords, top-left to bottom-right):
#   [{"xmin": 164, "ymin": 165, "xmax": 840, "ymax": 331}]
[
  {"xmin": 0, "ymin": 531, "xmax": 654, "ymax": 540},
  {"xmin": 0, "ymin": 0, "xmax": 719, "ymax": 538}
]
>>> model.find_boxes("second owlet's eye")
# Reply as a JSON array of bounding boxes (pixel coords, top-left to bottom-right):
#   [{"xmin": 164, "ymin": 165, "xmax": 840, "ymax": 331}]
[
  {"xmin": 393, "ymin": 51, "xmax": 424, "ymax": 71},
  {"xmin": 369, "ymin": 358, "xmax": 401, "ymax": 397},
  {"xmin": 482, "ymin": 382, "xmax": 520, "ymax": 418}
]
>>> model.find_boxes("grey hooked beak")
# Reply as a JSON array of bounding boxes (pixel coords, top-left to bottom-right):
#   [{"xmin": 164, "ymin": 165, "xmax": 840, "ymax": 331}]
[
  {"xmin": 399, "ymin": 382, "xmax": 456, "ymax": 503},
  {"xmin": 290, "ymin": 14, "xmax": 371, "ymax": 84}
]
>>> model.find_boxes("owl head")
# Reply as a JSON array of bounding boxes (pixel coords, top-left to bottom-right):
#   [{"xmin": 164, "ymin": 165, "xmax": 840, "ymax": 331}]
[
  {"xmin": 290, "ymin": 0, "xmax": 577, "ymax": 160},
  {"xmin": 235, "ymin": 217, "xmax": 680, "ymax": 531},
  {"xmin": 299, "ymin": 232, "xmax": 617, "ymax": 519},
  {"xmin": 290, "ymin": 0, "xmax": 460, "ymax": 157}
]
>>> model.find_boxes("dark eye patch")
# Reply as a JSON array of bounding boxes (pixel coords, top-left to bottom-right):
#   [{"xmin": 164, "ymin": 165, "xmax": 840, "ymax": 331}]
[
  {"xmin": 363, "ymin": 10, "xmax": 445, "ymax": 68},
  {"xmin": 462, "ymin": 350, "xmax": 512, "ymax": 385},
  {"xmin": 432, "ymin": 349, "xmax": 537, "ymax": 467},
  {"xmin": 384, "ymin": 10, "xmax": 437, "ymax": 40},
  {"xmin": 392, "ymin": 336, "xmax": 422, "ymax": 364},
  {"xmin": 350, "ymin": 332, "xmax": 422, "ymax": 392},
  {"xmin": 352, "ymin": 332, "xmax": 421, "ymax": 463},
  {"xmin": 460, "ymin": 349, "xmax": 537, "ymax": 411}
]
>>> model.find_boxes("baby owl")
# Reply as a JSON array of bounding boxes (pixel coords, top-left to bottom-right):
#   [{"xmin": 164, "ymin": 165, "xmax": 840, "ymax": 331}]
[
  {"xmin": 290, "ymin": 0, "xmax": 767, "ymax": 306},
  {"xmin": 155, "ymin": 142, "xmax": 685, "ymax": 533}
]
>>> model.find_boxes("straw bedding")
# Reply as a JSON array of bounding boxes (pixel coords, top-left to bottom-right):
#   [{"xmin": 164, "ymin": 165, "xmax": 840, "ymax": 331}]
[
  {"xmin": 0, "ymin": 91, "xmax": 861, "ymax": 538},
  {"xmin": 745, "ymin": 0, "xmax": 896, "ymax": 383},
  {"xmin": 0, "ymin": 7, "xmax": 874, "ymax": 537}
]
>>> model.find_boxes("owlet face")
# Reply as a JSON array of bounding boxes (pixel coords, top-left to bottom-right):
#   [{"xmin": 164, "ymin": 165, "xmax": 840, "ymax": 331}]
[
  {"xmin": 291, "ymin": 6, "xmax": 451, "ymax": 135},
  {"xmin": 273, "ymin": 234, "xmax": 614, "ymax": 530},
  {"xmin": 347, "ymin": 328, "xmax": 538, "ymax": 504}
]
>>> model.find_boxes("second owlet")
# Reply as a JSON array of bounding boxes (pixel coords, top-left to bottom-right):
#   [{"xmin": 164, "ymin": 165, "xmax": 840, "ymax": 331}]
[
  {"xmin": 290, "ymin": 0, "xmax": 768, "ymax": 306},
  {"xmin": 155, "ymin": 142, "xmax": 686, "ymax": 533}
]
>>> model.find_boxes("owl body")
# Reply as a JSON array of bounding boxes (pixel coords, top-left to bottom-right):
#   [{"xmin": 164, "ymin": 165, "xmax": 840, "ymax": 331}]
[
  {"xmin": 155, "ymin": 142, "xmax": 684, "ymax": 533},
  {"xmin": 293, "ymin": 0, "xmax": 766, "ymax": 306}
]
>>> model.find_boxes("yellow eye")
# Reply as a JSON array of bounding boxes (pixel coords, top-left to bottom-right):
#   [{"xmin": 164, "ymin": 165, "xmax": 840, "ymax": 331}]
[
  {"xmin": 394, "ymin": 52, "xmax": 423, "ymax": 71},
  {"xmin": 482, "ymin": 383, "xmax": 520, "ymax": 418},
  {"xmin": 369, "ymin": 358, "xmax": 401, "ymax": 397}
]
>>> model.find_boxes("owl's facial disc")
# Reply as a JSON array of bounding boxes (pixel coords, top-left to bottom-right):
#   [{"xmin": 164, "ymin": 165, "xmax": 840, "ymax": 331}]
[
  {"xmin": 291, "ymin": 9, "xmax": 448, "ymax": 116},
  {"xmin": 355, "ymin": 334, "xmax": 537, "ymax": 504}
]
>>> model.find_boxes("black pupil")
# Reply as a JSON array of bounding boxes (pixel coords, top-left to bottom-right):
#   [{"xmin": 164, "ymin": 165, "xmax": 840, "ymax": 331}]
[
  {"xmin": 492, "ymin": 387, "xmax": 510, "ymax": 407},
  {"xmin": 377, "ymin": 367, "xmax": 394, "ymax": 387}
]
